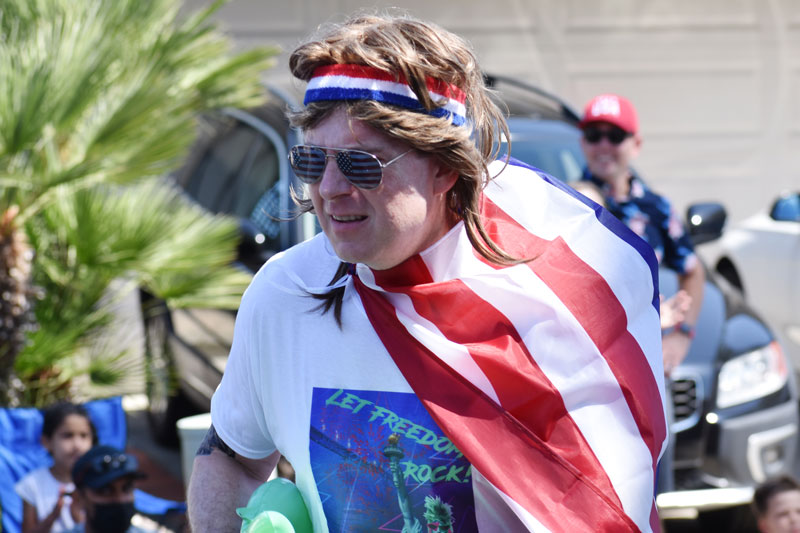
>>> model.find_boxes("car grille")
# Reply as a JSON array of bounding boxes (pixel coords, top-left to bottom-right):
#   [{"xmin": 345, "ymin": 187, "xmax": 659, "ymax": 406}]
[{"xmin": 671, "ymin": 376, "xmax": 701, "ymax": 432}]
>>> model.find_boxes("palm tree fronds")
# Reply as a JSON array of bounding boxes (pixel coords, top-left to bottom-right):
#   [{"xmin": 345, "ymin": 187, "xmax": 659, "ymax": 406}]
[{"xmin": 1, "ymin": 0, "xmax": 278, "ymax": 406}]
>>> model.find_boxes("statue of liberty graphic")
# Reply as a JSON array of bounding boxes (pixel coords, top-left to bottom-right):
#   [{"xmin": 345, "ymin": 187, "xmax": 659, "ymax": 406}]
[
  {"xmin": 383, "ymin": 433, "xmax": 422, "ymax": 533},
  {"xmin": 383, "ymin": 434, "xmax": 456, "ymax": 533}
]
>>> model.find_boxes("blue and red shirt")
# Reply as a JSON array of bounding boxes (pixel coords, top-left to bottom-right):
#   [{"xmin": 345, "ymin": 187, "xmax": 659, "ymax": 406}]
[{"xmin": 581, "ymin": 169, "xmax": 699, "ymax": 275}]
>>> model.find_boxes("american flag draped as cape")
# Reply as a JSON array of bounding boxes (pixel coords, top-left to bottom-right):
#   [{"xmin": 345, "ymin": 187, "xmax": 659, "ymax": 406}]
[{"xmin": 352, "ymin": 159, "xmax": 667, "ymax": 532}]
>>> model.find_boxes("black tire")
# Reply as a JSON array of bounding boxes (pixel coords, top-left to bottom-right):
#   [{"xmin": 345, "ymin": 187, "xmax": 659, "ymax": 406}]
[
  {"xmin": 696, "ymin": 505, "xmax": 758, "ymax": 533},
  {"xmin": 140, "ymin": 293, "xmax": 194, "ymax": 447}
]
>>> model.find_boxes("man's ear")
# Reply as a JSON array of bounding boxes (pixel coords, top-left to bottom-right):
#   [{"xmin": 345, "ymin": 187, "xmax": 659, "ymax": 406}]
[
  {"xmin": 432, "ymin": 161, "xmax": 459, "ymax": 196},
  {"xmin": 631, "ymin": 133, "xmax": 643, "ymax": 156}
]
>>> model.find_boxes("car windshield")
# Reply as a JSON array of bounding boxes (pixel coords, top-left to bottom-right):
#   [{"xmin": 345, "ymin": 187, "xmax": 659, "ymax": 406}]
[
  {"xmin": 502, "ymin": 138, "xmax": 585, "ymax": 184},
  {"xmin": 500, "ymin": 119, "xmax": 586, "ymax": 184}
]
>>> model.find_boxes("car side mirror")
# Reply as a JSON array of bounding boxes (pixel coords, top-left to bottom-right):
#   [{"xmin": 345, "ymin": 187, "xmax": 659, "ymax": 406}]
[
  {"xmin": 686, "ymin": 202, "xmax": 727, "ymax": 245},
  {"xmin": 769, "ymin": 192, "xmax": 800, "ymax": 222}
]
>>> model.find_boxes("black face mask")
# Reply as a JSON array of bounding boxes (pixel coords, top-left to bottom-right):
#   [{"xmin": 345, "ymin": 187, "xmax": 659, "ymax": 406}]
[{"xmin": 87, "ymin": 501, "xmax": 135, "ymax": 533}]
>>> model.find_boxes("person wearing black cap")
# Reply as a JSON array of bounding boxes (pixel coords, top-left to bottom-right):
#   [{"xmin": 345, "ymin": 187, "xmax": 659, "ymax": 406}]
[{"xmin": 63, "ymin": 445, "xmax": 153, "ymax": 533}]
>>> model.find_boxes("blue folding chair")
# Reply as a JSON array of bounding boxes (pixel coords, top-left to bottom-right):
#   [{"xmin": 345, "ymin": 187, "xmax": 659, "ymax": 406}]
[{"xmin": 0, "ymin": 397, "xmax": 186, "ymax": 533}]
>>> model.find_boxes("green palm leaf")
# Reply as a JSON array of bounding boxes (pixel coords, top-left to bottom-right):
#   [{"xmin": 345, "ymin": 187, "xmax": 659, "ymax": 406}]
[{"xmin": 0, "ymin": 0, "xmax": 279, "ymax": 405}]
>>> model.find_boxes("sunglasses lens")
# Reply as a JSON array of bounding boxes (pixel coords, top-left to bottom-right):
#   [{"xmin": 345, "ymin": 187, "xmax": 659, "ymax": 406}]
[
  {"xmin": 289, "ymin": 146, "xmax": 327, "ymax": 183},
  {"xmin": 335, "ymin": 150, "xmax": 383, "ymax": 190},
  {"xmin": 583, "ymin": 128, "xmax": 629, "ymax": 145},
  {"xmin": 583, "ymin": 129, "xmax": 602, "ymax": 143},
  {"xmin": 606, "ymin": 129, "xmax": 628, "ymax": 144}
]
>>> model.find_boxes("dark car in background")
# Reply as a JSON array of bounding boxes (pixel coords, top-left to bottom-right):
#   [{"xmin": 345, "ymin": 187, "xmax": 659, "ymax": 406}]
[
  {"xmin": 142, "ymin": 76, "xmax": 798, "ymax": 523},
  {"xmin": 139, "ymin": 86, "xmax": 317, "ymax": 444}
]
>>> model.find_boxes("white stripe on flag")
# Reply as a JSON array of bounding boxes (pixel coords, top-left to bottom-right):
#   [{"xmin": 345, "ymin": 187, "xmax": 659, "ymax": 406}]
[
  {"xmin": 416, "ymin": 175, "xmax": 659, "ymax": 531},
  {"xmin": 485, "ymin": 161, "xmax": 665, "ymax": 397},
  {"xmin": 416, "ymin": 225, "xmax": 655, "ymax": 531},
  {"xmin": 463, "ymin": 262, "xmax": 656, "ymax": 532},
  {"xmin": 386, "ymin": 217, "xmax": 656, "ymax": 530},
  {"xmin": 472, "ymin": 469, "xmax": 553, "ymax": 532},
  {"xmin": 356, "ymin": 266, "xmax": 501, "ymax": 404},
  {"xmin": 307, "ymin": 74, "xmax": 468, "ymax": 117}
]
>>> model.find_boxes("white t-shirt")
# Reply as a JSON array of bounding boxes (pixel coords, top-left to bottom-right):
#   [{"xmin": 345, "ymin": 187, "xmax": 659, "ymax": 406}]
[
  {"xmin": 212, "ymin": 233, "xmax": 483, "ymax": 532},
  {"xmin": 14, "ymin": 466, "xmax": 77, "ymax": 532},
  {"xmin": 213, "ymin": 160, "xmax": 665, "ymax": 532}
]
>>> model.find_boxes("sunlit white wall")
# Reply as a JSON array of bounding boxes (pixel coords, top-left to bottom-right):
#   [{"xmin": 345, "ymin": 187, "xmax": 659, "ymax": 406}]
[{"xmin": 184, "ymin": 0, "xmax": 800, "ymax": 222}]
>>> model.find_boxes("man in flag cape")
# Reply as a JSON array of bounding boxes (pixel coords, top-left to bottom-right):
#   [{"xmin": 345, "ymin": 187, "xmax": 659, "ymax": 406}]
[{"xmin": 188, "ymin": 12, "xmax": 667, "ymax": 533}]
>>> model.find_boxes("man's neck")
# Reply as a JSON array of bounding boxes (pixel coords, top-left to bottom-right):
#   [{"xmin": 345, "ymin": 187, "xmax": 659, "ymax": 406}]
[{"xmin": 605, "ymin": 172, "xmax": 632, "ymax": 201}]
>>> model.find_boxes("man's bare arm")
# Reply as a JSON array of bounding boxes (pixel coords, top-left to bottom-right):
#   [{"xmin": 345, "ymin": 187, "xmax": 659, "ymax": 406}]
[{"xmin": 187, "ymin": 424, "xmax": 280, "ymax": 533}]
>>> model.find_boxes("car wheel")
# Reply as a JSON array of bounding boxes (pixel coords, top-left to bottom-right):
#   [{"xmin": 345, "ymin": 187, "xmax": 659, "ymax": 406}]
[{"xmin": 140, "ymin": 293, "xmax": 194, "ymax": 447}]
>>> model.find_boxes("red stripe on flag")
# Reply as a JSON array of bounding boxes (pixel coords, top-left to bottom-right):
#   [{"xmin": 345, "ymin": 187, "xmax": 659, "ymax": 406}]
[
  {"xmin": 651, "ymin": 504, "xmax": 661, "ymax": 533},
  {"xmin": 311, "ymin": 64, "xmax": 467, "ymax": 102},
  {"xmin": 479, "ymin": 196, "xmax": 667, "ymax": 466},
  {"xmin": 355, "ymin": 275, "xmax": 640, "ymax": 531},
  {"xmin": 371, "ymin": 262, "xmax": 623, "ymax": 509}
]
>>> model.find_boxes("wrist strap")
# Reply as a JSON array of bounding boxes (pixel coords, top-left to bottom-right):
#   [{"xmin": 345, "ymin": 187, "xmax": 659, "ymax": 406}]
[{"xmin": 667, "ymin": 322, "xmax": 695, "ymax": 339}]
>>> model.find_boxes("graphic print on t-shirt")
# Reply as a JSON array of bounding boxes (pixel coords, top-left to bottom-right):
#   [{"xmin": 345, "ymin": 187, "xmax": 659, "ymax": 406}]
[{"xmin": 310, "ymin": 388, "xmax": 477, "ymax": 532}]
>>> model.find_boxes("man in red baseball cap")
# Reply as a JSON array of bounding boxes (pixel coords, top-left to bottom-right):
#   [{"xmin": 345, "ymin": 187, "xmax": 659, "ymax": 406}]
[
  {"xmin": 579, "ymin": 93, "xmax": 641, "ymax": 195},
  {"xmin": 580, "ymin": 93, "xmax": 639, "ymax": 133},
  {"xmin": 578, "ymin": 93, "xmax": 706, "ymax": 495}
]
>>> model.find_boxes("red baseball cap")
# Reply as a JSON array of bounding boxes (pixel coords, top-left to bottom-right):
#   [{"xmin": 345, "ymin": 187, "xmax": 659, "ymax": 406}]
[{"xmin": 579, "ymin": 94, "xmax": 638, "ymax": 133}]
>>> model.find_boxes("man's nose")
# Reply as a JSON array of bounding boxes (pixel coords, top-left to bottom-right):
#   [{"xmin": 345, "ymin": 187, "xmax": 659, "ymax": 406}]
[
  {"xmin": 317, "ymin": 155, "xmax": 354, "ymax": 198},
  {"xmin": 597, "ymin": 135, "xmax": 616, "ymax": 148}
]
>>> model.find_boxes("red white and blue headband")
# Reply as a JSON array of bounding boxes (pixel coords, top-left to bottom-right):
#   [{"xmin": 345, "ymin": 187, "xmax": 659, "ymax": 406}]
[{"xmin": 303, "ymin": 64, "xmax": 468, "ymax": 127}]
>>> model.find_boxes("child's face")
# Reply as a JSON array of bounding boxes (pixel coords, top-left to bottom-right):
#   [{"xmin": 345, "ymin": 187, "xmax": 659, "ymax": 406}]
[
  {"xmin": 42, "ymin": 414, "xmax": 94, "ymax": 471},
  {"xmin": 759, "ymin": 489, "xmax": 800, "ymax": 533}
]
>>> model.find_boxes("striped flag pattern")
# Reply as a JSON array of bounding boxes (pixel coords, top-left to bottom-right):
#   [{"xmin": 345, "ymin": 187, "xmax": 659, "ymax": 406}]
[
  {"xmin": 333, "ymin": 151, "xmax": 382, "ymax": 187},
  {"xmin": 289, "ymin": 146, "xmax": 328, "ymax": 182},
  {"xmin": 352, "ymin": 159, "xmax": 666, "ymax": 532},
  {"xmin": 289, "ymin": 146, "xmax": 384, "ymax": 188},
  {"xmin": 304, "ymin": 64, "xmax": 468, "ymax": 126}
]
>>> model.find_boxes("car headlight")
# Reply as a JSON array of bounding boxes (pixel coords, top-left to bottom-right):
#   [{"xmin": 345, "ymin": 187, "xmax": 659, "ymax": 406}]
[{"xmin": 717, "ymin": 341, "xmax": 788, "ymax": 408}]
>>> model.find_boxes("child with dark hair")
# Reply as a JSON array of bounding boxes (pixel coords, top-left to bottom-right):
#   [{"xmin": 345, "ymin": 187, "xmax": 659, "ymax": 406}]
[
  {"xmin": 14, "ymin": 402, "xmax": 97, "ymax": 533},
  {"xmin": 753, "ymin": 476, "xmax": 800, "ymax": 533}
]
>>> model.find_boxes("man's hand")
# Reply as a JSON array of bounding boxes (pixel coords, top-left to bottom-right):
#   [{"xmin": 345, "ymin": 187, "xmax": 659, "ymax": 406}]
[
  {"xmin": 69, "ymin": 491, "xmax": 84, "ymax": 524},
  {"xmin": 662, "ymin": 330, "xmax": 692, "ymax": 377},
  {"xmin": 660, "ymin": 291, "xmax": 691, "ymax": 330}
]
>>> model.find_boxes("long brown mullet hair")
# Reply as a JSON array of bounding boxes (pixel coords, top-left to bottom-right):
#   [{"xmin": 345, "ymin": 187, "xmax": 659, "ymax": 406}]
[{"xmin": 288, "ymin": 13, "xmax": 521, "ymax": 324}]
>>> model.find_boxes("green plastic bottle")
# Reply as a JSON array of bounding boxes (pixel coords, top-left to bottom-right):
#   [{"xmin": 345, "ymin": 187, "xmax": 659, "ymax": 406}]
[{"xmin": 237, "ymin": 478, "xmax": 313, "ymax": 533}]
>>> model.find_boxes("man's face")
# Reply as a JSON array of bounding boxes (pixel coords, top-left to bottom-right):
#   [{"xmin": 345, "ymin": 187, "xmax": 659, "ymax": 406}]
[
  {"xmin": 84, "ymin": 476, "xmax": 136, "ymax": 505},
  {"xmin": 580, "ymin": 121, "xmax": 641, "ymax": 183},
  {"xmin": 74, "ymin": 475, "xmax": 137, "ymax": 533},
  {"xmin": 305, "ymin": 108, "xmax": 457, "ymax": 270},
  {"xmin": 759, "ymin": 490, "xmax": 800, "ymax": 533}
]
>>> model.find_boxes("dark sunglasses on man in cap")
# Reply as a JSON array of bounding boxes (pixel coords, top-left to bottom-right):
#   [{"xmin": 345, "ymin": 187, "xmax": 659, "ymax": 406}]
[
  {"xmin": 288, "ymin": 144, "xmax": 412, "ymax": 190},
  {"xmin": 582, "ymin": 126, "xmax": 632, "ymax": 146}
]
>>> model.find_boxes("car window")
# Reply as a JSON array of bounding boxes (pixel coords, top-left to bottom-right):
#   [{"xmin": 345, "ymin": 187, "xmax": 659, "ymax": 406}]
[
  {"xmin": 184, "ymin": 124, "xmax": 257, "ymax": 211},
  {"xmin": 503, "ymin": 139, "xmax": 585, "ymax": 183},
  {"xmin": 183, "ymin": 119, "xmax": 283, "ymax": 251},
  {"xmin": 770, "ymin": 193, "xmax": 800, "ymax": 222}
]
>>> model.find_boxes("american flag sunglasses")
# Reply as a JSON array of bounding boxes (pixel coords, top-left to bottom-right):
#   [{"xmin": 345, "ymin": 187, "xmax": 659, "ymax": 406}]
[{"xmin": 288, "ymin": 145, "xmax": 412, "ymax": 190}]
